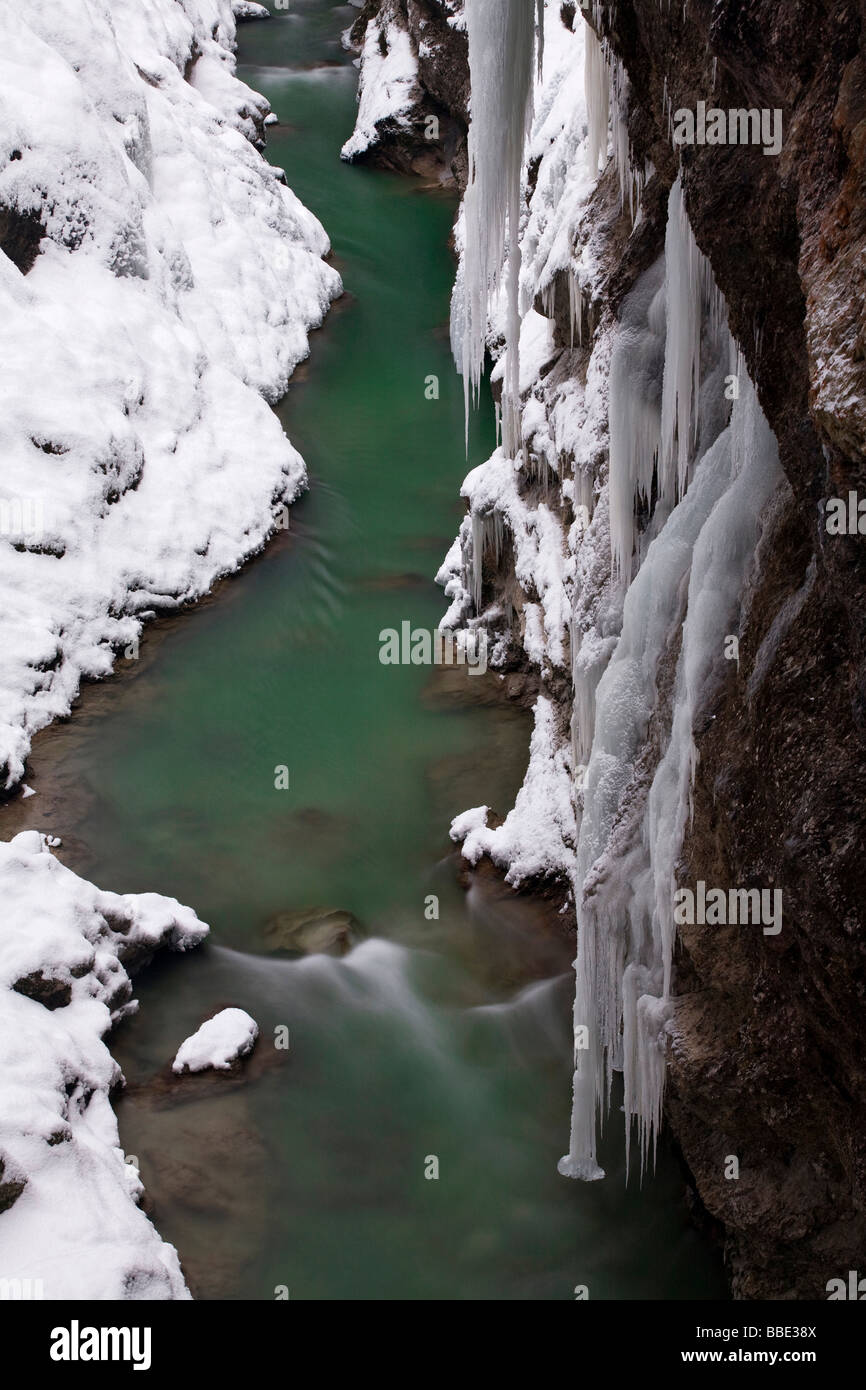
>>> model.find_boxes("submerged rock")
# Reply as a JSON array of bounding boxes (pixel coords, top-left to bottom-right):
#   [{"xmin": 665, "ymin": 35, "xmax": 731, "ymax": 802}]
[{"xmin": 263, "ymin": 907, "xmax": 359, "ymax": 957}]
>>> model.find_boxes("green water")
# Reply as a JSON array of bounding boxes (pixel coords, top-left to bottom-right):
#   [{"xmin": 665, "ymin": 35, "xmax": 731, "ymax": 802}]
[{"xmin": 11, "ymin": 1, "xmax": 728, "ymax": 1300}]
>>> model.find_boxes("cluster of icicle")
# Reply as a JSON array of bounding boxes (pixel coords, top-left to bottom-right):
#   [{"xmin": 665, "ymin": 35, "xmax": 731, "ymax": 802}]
[
  {"xmin": 584, "ymin": 10, "xmax": 647, "ymax": 220},
  {"xmin": 468, "ymin": 510, "xmax": 506, "ymax": 613},
  {"xmin": 608, "ymin": 175, "xmax": 734, "ymax": 582},
  {"xmin": 559, "ymin": 177, "xmax": 783, "ymax": 1182},
  {"xmin": 452, "ymin": 0, "xmax": 544, "ymax": 459}
]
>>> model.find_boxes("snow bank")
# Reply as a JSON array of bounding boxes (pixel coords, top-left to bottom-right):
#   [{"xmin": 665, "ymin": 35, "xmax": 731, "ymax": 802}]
[
  {"xmin": 452, "ymin": 696, "xmax": 576, "ymax": 884},
  {"xmin": 172, "ymin": 1007, "xmax": 258, "ymax": 1073},
  {"xmin": 0, "ymin": 0, "xmax": 342, "ymax": 791},
  {"xmin": 0, "ymin": 0, "xmax": 340, "ymax": 1299},
  {"xmin": 0, "ymin": 832, "xmax": 207, "ymax": 1299}
]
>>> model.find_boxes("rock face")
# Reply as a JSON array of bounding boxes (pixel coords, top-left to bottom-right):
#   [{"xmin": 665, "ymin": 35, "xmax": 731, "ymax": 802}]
[{"xmin": 353, "ymin": 0, "xmax": 866, "ymax": 1297}]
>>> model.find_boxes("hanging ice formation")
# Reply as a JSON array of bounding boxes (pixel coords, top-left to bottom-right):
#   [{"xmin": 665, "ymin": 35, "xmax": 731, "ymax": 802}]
[
  {"xmin": 583, "ymin": 9, "xmax": 646, "ymax": 218},
  {"xmin": 559, "ymin": 182, "xmax": 783, "ymax": 1183},
  {"xmin": 453, "ymin": 0, "xmax": 543, "ymax": 460},
  {"xmin": 452, "ymin": 0, "xmax": 545, "ymax": 620},
  {"xmin": 468, "ymin": 510, "xmax": 506, "ymax": 613},
  {"xmin": 608, "ymin": 174, "xmax": 733, "ymax": 583}
]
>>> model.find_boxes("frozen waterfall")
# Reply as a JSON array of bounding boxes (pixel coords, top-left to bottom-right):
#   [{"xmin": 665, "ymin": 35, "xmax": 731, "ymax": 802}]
[{"xmin": 560, "ymin": 188, "xmax": 783, "ymax": 1179}]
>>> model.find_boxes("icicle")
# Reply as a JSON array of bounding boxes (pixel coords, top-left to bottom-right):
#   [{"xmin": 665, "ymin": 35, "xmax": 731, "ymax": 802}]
[
  {"xmin": 583, "ymin": 26, "xmax": 643, "ymax": 220},
  {"xmin": 584, "ymin": 23, "xmax": 610, "ymax": 176},
  {"xmin": 607, "ymin": 260, "xmax": 666, "ymax": 581},
  {"xmin": 457, "ymin": 0, "xmax": 542, "ymax": 458},
  {"xmin": 469, "ymin": 509, "xmax": 506, "ymax": 614},
  {"xmin": 568, "ymin": 269, "xmax": 586, "ymax": 348},
  {"xmin": 659, "ymin": 174, "xmax": 715, "ymax": 502}
]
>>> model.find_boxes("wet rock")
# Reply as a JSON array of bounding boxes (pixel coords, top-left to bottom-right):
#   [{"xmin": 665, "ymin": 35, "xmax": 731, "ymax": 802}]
[
  {"xmin": 263, "ymin": 907, "xmax": 360, "ymax": 958},
  {"xmin": 0, "ymin": 203, "xmax": 44, "ymax": 275}
]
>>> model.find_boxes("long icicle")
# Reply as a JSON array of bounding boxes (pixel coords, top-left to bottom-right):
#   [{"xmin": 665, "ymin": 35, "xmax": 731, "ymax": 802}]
[{"xmin": 458, "ymin": 0, "xmax": 540, "ymax": 458}]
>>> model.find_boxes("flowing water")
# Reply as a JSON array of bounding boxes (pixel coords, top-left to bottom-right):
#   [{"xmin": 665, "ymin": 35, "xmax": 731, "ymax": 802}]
[{"xmin": 4, "ymin": 0, "xmax": 728, "ymax": 1300}]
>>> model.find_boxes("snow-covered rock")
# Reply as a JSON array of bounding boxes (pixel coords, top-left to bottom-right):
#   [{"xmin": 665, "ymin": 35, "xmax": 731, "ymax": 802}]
[
  {"xmin": 172, "ymin": 1008, "xmax": 259, "ymax": 1073},
  {"xmin": 232, "ymin": 1, "xmax": 270, "ymax": 21},
  {"xmin": 341, "ymin": 1, "xmax": 421, "ymax": 163},
  {"xmin": 0, "ymin": 831, "xmax": 207, "ymax": 1299},
  {"xmin": 0, "ymin": 0, "xmax": 342, "ymax": 792},
  {"xmin": 444, "ymin": 6, "xmax": 591, "ymax": 886}
]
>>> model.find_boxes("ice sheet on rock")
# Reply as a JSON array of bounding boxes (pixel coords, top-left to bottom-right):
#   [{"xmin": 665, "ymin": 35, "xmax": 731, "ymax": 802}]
[
  {"xmin": 172, "ymin": 1007, "xmax": 259, "ymax": 1073},
  {"xmin": 608, "ymin": 179, "xmax": 732, "ymax": 583},
  {"xmin": 561, "ymin": 370, "xmax": 783, "ymax": 1183},
  {"xmin": 0, "ymin": 832, "xmax": 207, "ymax": 1299}
]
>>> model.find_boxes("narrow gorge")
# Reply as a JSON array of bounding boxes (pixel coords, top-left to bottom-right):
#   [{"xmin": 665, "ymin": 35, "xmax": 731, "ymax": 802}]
[{"xmin": 0, "ymin": 0, "xmax": 863, "ymax": 1317}]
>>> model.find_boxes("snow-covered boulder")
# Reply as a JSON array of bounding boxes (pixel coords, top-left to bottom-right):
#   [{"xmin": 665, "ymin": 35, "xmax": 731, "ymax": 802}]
[
  {"xmin": 172, "ymin": 1008, "xmax": 259, "ymax": 1074},
  {"xmin": 0, "ymin": 831, "xmax": 208, "ymax": 1299},
  {"xmin": 341, "ymin": 1, "xmax": 422, "ymax": 162},
  {"xmin": 233, "ymin": 2, "xmax": 270, "ymax": 21}
]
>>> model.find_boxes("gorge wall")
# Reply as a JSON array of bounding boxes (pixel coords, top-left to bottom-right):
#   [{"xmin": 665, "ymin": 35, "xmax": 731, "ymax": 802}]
[{"xmin": 344, "ymin": 0, "xmax": 866, "ymax": 1298}]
